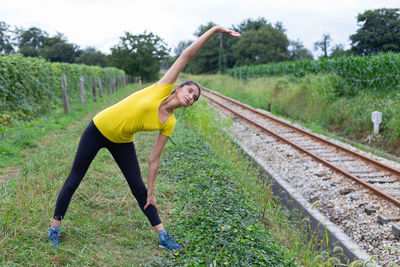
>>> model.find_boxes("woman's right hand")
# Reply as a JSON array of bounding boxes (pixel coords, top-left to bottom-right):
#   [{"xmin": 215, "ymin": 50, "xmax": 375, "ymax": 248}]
[{"xmin": 144, "ymin": 194, "xmax": 158, "ymax": 211}]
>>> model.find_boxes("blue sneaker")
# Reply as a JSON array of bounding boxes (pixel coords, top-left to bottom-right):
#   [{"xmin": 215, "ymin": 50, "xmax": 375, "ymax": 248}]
[
  {"xmin": 46, "ymin": 226, "xmax": 60, "ymax": 247},
  {"xmin": 158, "ymin": 230, "xmax": 182, "ymax": 251}
]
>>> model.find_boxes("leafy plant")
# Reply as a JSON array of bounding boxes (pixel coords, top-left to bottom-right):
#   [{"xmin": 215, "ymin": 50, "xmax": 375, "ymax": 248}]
[
  {"xmin": 227, "ymin": 52, "xmax": 400, "ymax": 96},
  {"xmin": 153, "ymin": 122, "xmax": 296, "ymax": 266},
  {"xmin": 0, "ymin": 53, "xmax": 125, "ymax": 125}
]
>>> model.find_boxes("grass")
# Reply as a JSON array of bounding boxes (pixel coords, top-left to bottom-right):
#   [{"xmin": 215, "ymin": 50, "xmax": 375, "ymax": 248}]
[
  {"xmin": 149, "ymin": 122, "xmax": 296, "ymax": 266},
  {"xmin": 1, "ymin": 78, "xmax": 366, "ymax": 266},
  {"xmin": 0, "ymin": 83, "xmax": 175, "ymax": 265},
  {"xmin": 177, "ymin": 75, "xmax": 383, "ymax": 266},
  {"xmin": 167, "ymin": 98, "xmax": 359, "ymax": 266}
]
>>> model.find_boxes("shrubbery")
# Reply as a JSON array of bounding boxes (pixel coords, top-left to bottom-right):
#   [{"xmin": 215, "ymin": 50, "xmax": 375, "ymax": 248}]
[{"xmin": 0, "ymin": 54, "xmax": 124, "ymax": 124}]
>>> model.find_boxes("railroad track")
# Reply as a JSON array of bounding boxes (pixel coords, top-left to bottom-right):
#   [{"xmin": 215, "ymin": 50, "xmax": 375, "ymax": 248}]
[
  {"xmin": 201, "ymin": 87, "xmax": 400, "ymax": 264},
  {"xmin": 202, "ymin": 87, "xmax": 400, "ymax": 207}
]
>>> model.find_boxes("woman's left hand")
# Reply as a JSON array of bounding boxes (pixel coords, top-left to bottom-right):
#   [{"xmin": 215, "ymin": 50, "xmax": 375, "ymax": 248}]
[
  {"xmin": 214, "ymin": 26, "xmax": 241, "ymax": 37},
  {"xmin": 144, "ymin": 194, "xmax": 158, "ymax": 210}
]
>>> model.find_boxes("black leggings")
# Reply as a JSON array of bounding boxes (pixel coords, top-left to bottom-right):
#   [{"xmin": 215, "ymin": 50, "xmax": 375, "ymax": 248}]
[{"xmin": 53, "ymin": 121, "xmax": 161, "ymax": 226}]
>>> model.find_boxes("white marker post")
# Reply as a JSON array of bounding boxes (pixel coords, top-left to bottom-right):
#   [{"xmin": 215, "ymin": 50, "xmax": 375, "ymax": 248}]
[{"xmin": 371, "ymin": 111, "xmax": 382, "ymax": 135}]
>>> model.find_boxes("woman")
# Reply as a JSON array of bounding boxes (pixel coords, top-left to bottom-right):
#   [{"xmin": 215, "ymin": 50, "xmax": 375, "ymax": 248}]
[{"xmin": 46, "ymin": 26, "xmax": 240, "ymax": 250}]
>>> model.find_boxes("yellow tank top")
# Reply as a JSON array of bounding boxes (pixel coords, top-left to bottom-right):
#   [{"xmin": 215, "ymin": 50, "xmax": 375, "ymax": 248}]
[{"xmin": 93, "ymin": 83, "xmax": 176, "ymax": 143}]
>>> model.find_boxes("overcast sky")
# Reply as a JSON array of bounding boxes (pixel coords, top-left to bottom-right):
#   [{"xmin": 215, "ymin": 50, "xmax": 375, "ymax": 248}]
[{"xmin": 1, "ymin": 0, "xmax": 399, "ymax": 57}]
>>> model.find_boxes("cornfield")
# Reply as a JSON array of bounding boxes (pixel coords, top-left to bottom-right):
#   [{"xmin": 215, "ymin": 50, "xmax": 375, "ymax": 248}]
[{"xmin": 227, "ymin": 52, "xmax": 400, "ymax": 96}]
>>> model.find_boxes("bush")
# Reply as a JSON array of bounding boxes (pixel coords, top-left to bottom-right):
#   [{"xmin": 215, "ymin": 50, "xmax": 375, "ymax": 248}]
[{"xmin": 0, "ymin": 54, "xmax": 124, "ymax": 123}]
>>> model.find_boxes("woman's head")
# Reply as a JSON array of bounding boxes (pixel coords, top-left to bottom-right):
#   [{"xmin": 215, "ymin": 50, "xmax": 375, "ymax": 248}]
[
  {"xmin": 173, "ymin": 80, "xmax": 201, "ymax": 106},
  {"xmin": 179, "ymin": 80, "xmax": 201, "ymax": 98}
]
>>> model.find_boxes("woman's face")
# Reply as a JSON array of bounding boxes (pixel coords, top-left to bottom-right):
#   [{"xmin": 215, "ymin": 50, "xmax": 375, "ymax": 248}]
[{"xmin": 177, "ymin": 84, "xmax": 200, "ymax": 107}]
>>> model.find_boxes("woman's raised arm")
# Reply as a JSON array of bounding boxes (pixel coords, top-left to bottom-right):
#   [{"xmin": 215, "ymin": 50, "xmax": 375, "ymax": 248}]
[{"xmin": 157, "ymin": 26, "xmax": 240, "ymax": 86}]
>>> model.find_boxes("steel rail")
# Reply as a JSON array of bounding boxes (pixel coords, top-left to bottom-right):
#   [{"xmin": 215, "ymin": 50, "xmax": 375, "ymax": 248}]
[
  {"xmin": 202, "ymin": 87, "xmax": 400, "ymax": 179},
  {"xmin": 201, "ymin": 88, "xmax": 400, "ymax": 207}
]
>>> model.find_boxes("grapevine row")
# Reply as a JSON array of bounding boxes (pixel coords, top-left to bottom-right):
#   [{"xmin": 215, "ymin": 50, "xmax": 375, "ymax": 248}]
[{"xmin": 0, "ymin": 54, "xmax": 125, "ymax": 124}]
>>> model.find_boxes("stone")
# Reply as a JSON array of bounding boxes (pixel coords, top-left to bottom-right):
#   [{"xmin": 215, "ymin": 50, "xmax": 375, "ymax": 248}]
[
  {"xmin": 371, "ymin": 111, "xmax": 382, "ymax": 135},
  {"xmin": 377, "ymin": 214, "xmax": 400, "ymax": 225},
  {"xmin": 392, "ymin": 224, "xmax": 400, "ymax": 239},
  {"xmin": 350, "ymin": 194, "xmax": 361, "ymax": 201},
  {"xmin": 364, "ymin": 206, "xmax": 378, "ymax": 215},
  {"xmin": 358, "ymin": 202, "xmax": 367, "ymax": 208},
  {"xmin": 339, "ymin": 188, "xmax": 354, "ymax": 195}
]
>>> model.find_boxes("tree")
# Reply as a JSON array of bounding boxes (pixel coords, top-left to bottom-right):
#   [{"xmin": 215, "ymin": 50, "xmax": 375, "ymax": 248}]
[
  {"xmin": 314, "ymin": 34, "xmax": 332, "ymax": 58},
  {"xmin": 231, "ymin": 18, "xmax": 288, "ymax": 67},
  {"xmin": 217, "ymin": 33, "xmax": 227, "ymax": 73},
  {"xmin": 174, "ymin": 40, "xmax": 193, "ymax": 57},
  {"xmin": 183, "ymin": 22, "xmax": 237, "ymax": 74},
  {"xmin": 330, "ymin": 44, "xmax": 348, "ymax": 58},
  {"xmin": 75, "ymin": 47, "xmax": 108, "ymax": 67},
  {"xmin": 40, "ymin": 33, "xmax": 80, "ymax": 63},
  {"xmin": 220, "ymin": 25, "xmax": 238, "ymax": 71},
  {"xmin": 14, "ymin": 27, "xmax": 80, "ymax": 62},
  {"xmin": 0, "ymin": 21, "xmax": 14, "ymax": 54},
  {"xmin": 184, "ymin": 22, "xmax": 221, "ymax": 74},
  {"xmin": 158, "ymin": 40, "xmax": 194, "ymax": 71},
  {"xmin": 289, "ymin": 39, "xmax": 313, "ymax": 60},
  {"xmin": 16, "ymin": 27, "xmax": 48, "ymax": 57},
  {"xmin": 160, "ymin": 55, "xmax": 176, "ymax": 70},
  {"xmin": 350, "ymin": 8, "xmax": 400, "ymax": 55},
  {"xmin": 232, "ymin": 24, "xmax": 290, "ymax": 66},
  {"xmin": 234, "ymin": 17, "xmax": 269, "ymax": 33},
  {"xmin": 108, "ymin": 31, "xmax": 169, "ymax": 81},
  {"xmin": 274, "ymin": 21, "xmax": 286, "ymax": 33},
  {"xmin": 181, "ymin": 18, "xmax": 288, "ymax": 73}
]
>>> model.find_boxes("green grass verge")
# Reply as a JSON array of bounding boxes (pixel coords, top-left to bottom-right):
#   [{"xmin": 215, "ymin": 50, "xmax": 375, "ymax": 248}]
[
  {"xmin": 0, "ymin": 84, "xmax": 174, "ymax": 266},
  {"xmin": 0, "ymin": 84, "xmax": 143, "ymax": 169},
  {"xmin": 151, "ymin": 96, "xmax": 363, "ymax": 266},
  {"xmin": 149, "ymin": 122, "xmax": 296, "ymax": 266}
]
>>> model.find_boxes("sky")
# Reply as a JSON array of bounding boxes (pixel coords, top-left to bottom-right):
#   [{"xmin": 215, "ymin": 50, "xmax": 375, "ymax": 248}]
[{"xmin": 1, "ymin": 0, "xmax": 399, "ymax": 57}]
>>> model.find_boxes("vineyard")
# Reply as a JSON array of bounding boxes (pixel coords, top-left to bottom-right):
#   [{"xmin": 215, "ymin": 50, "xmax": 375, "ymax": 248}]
[
  {"xmin": 0, "ymin": 54, "xmax": 125, "ymax": 128},
  {"xmin": 227, "ymin": 52, "xmax": 400, "ymax": 96}
]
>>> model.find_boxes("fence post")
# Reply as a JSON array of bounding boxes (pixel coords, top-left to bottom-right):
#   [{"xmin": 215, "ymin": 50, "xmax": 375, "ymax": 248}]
[
  {"xmin": 107, "ymin": 77, "xmax": 111, "ymax": 96},
  {"xmin": 61, "ymin": 74, "xmax": 69, "ymax": 113},
  {"xmin": 97, "ymin": 78, "xmax": 103, "ymax": 98},
  {"xmin": 112, "ymin": 78, "xmax": 116, "ymax": 93},
  {"xmin": 80, "ymin": 76, "xmax": 86, "ymax": 104},
  {"xmin": 91, "ymin": 77, "xmax": 97, "ymax": 102}
]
